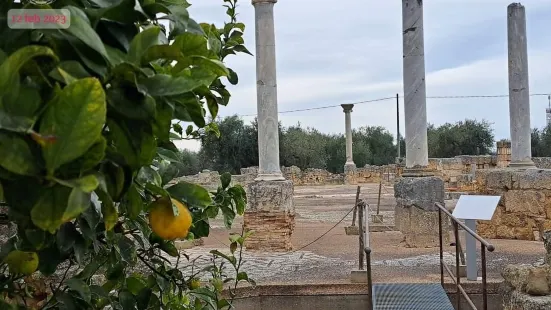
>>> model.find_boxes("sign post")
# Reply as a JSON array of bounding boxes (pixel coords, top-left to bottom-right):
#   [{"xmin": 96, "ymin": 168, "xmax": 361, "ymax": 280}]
[{"xmin": 452, "ymin": 195, "xmax": 500, "ymax": 281}]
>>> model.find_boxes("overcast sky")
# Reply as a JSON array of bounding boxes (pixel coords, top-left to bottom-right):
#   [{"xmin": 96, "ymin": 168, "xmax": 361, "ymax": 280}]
[{"xmin": 174, "ymin": 0, "xmax": 551, "ymax": 152}]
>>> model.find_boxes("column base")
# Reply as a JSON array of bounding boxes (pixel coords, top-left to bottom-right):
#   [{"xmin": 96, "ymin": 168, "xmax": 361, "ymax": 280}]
[
  {"xmin": 254, "ymin": 173, "xmax": 286, "ymax": 181},
  {"xmin": 401, "ymin": 166, "xmax": 435, "ymax": 177},
  {"xmin": 344, "ymin": 162, "xmax": 357, "ymax": 185},
  {"xmin": 243, "ymin": 180, "xmax": 295, "ymax": 251},
  {"xmin": 508, "ymin": 161, "xmax": 537, "ymax": 170},
  {"xmin": 394, "ymin": 176, "xmax": 448, "ymax": 248}
]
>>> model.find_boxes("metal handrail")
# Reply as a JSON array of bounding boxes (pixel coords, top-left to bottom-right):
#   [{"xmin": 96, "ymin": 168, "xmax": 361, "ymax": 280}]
[
  {"xmin": 364, "ymin": 247, "xmax": 373, "ymax": 310},
  {"xmin": 435, "ymin": 201, "xmax": 495, "ymax": 310}
]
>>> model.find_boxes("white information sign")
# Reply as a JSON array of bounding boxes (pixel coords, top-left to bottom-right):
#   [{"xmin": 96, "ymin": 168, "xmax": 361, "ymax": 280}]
[{"xmin": 452, "ymin": 195, "xmax": 501, "ymax": 220}]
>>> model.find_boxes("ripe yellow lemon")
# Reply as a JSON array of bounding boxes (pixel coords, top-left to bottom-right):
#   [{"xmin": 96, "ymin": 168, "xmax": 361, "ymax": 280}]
[
  {"xmin": 4, "ymin": 250, "xmax": 39, "ymax": 275},
  {"xmin": 148, "ymin": 198, "xmax": 192, "ymax": 240}
]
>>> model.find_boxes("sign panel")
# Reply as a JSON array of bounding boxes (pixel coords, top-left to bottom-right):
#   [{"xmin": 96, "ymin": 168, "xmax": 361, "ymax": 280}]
[{"xmin": 452, "ymin": 195, "xmax": 501, "ymax": 220}]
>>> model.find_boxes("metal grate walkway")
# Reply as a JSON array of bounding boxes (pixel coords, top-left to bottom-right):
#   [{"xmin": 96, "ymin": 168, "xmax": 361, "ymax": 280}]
[{"xmin": 372, "ymin": 283, "xmax": 455, "ymax": 310}]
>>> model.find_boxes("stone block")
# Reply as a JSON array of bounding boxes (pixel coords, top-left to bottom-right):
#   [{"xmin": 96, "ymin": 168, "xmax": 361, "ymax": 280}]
[
  {"xmin": 243, "ymin": 180, "xmax": 295, "ymax": 251},
  {"xmin": 350, "ymin": 270, "xmax": 368, "ymax": 283},
  {"xmin": 503, "ymin": 290, "xmax": 551, "ymax": 310},
  {"xmin": 246, "ymin": 180, "xmax": 294, "ymax": 213},
  {"xmin": 503, "ymin": 190, "xmax": 547, "ymax": 217},
  {"xmin": 502, "ymin": 264, "xmax": 533, "ymax": 291},
  {"xmin": 485, "ymin": 169, "xmax": 514, "ymax": 190},
  {"xmin": 525, "ymin": 266, "xmax": 551, "ymax": 296},
  {"xmin": 371, "ymin": 214, "xmax": 383, "ymax": 223},
  {"xmin": 518, "ymin": 169, "xmax": 551, "ymax": 190},
  {"xmin": 394, "ymin": 176, "xmax": 444, "ymax": 212},
  {"xmin": 394, "ymin": 176, "xmax": 448, "ymax": 247},
  {"xmin": 345, "ymin": 226, "xmax": 359, "ymax": 235},
  {"xmin": 543, "ymin": 231, "xmax": 551, "ymax": 265}
]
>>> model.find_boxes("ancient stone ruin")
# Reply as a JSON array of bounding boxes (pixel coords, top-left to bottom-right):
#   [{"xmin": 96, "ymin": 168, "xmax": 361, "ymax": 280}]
[{"xmin": 501, "ymin": 231, "xmax": 551, "ymax": 309}]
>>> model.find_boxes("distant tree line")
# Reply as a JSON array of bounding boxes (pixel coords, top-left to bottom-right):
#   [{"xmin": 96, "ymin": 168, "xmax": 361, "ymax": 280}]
[{"xmin": 177, "ymin": 115, "xmax": 516, "ymax": 175}]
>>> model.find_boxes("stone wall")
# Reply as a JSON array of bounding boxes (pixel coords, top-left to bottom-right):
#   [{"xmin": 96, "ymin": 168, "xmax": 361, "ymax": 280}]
[
  {"xmin": 428, "ymin": 155, "xmax": 497, "ymax": 189},
  {"xmin": 475, "ymin": 169, "xmax": 551, "ymax": 241}
]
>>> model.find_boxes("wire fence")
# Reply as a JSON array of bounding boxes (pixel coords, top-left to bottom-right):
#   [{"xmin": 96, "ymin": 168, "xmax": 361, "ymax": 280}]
[{"xmin": 236, "ymin": 93, "xmax": 551, "ymax": 117}]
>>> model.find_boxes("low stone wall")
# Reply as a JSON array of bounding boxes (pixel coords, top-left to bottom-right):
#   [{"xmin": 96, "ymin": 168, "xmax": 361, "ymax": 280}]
[
  {"xmin": 501, "ymin": 231, "xmax": 551, "ymax": 309},
  {"xmin": 475, "ymin": 169, "xmax": 551, "ymax": 241},
  {"xmin": 174, "ymin": 157, "xmax": 551, "ymax": 191},
  {"xmin": 428, "ymin": 155, "xmax": 497, "ymax": 189}
]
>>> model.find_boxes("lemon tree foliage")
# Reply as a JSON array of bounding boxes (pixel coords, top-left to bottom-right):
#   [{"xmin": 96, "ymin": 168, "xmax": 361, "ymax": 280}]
[{"xmin": 0, "ymin": 0, "xmax": 254, "ymax": 308}]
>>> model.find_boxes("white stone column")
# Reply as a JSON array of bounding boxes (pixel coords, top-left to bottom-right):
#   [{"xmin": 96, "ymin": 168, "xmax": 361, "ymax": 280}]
[
  {"xmin": 245, "ymin": 0, "xmax": 295, "ymax": 252},
  {"xmin": 253, "ymin": 0, "xmax": 285, "ymax": 181},
  {"xmin": 341, "ymin": 104, "xmax": 356, "ymax": 169},
  {"xmin": 394, "ymin": 0, "xmax": 444, "ymax": 248},
  {"xmin": 402, "ymin": 0, "xmax": 429, "ymax": 174},
  {"xmin": 507, "ymin": 3, "xmax": 536, "ymax": 169}
]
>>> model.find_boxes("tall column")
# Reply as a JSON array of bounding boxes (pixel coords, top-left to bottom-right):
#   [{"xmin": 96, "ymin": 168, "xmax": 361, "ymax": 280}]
[
  {"xmin": 253, "ymin": 0, "xmax": 285, "ymax": 181},
  {"xmin": 244, "ymin": 0, "xmax": 295, "ymax": 252},
  {"xmin": 402, "ymin": 0, "xmax": 430, "ymax": 176},
  {"xmin": 507, "ymin": 3, "xmax": 535, "ymax": 169},
  {"xmin": 341, "ymin": 104, "xmax": 355, "ymax": 168},
  {"xmin": 394, "ymin": 0, "xmax": 446, "ymax": 248}
]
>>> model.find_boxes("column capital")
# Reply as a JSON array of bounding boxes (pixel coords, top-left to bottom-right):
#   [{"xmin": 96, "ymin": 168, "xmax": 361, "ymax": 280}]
[
  {"xmin": 252, "ymin": 0, "xmax": 277, "ymax": 4},
  {"xmin": 341, "ymin": 104, "xmax": 354, "ymax": 113}
]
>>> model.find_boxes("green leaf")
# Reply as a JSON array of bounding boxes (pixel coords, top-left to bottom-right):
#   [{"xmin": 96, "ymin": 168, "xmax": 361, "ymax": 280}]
[
  {"xmin": 191, "ymin": 56, "xmax": 229, "ymax": 76},
  {"xmin": 126, "ymin": 276, "xmax": 147, "ymax": 295},
  {"xmin": 55, "ymin": 174, "xmax": 100, "ymax": 193},
  {"xmin": 227, "ymin": 68, "xmax": 238, "ymax": 85},
  {"xmin": 220, "ymin": 205, "xmax": 235, "ymax": 229},
  {"xmin": 164, "ymin": 5, "xmax": 190, "ymax": 39},
  {"xmin": 136, "ymin": 166, "xmax": 162, "ymax": 187},
  {"xmin": 48, "ymin": 60, "xmax": 91, "ymax": 85},
  {"xmin": 170, "ymin": 95, "xmax": 205, "ymax": 127},
  {"xmin": 117, "ymin": 236, "xmax": 136, "ymax": 263},
  {"xmin": 141, "ymin": 44, "xmax": 183, "ymax": 65},
  {"xmin": 106, "ymin": 119, "xmax": 156, "ymax": 169},
  {"xmin": 0, "ymin": 45, "xmax": 57, "ymax": 91},
  {"xmin": 0, "ymin": 132, "xmax": 40, "ymax": 176},
  {"xmin": 172, "ymin": 32, "xmax": 209, "ymax": 58},
  {"xmin": 236, "ymin": 271, "xmax": 248, "ymax": 281},
  {"xmin": 159, "ymin": 241, "xmax": 178, "ymax": 257},
  {"xmin": 166, "ymin": 182, "xmax": 212, "ymax": 208},
  {"xmin": 127, "ymin": 26, "xmax": 161, "ymax": 65},
  {"xmin": 56, "ymin": 222, "xmax": 78, "ymax": 253},
  {"xmin": 31, "ymin": 185, "xmax": 90, "ymax": 234},
  {"xmin": 124, "ymin": 184, "xmax": 142, "ymax": 220},
  {"xmin": 153, "ymin": 100, "xmax": 173, "ymax": 143},
  {"xmin": 137, "ymin": 74, "xmax": 204, "ymax": 97},
  {"xmin": 66, "ymin": 277, "xmax": 92, "ymax": 303},
  {"xmin": 209, "ymin": 249, "xmax": 236, "ymax": 266},
  {"xmin": 61, "ymin": 6, "xmax": 110, "ymax": 64},
  {"xmin": 24, "ymin": 229, "xmax": 47, "ymax": 250},
  {"xmin": 220, "ymin": 172, "xmax": 231, "ymax": 189},
  {"xmin": 156, "ymin": 147, "xmax": 180, "ymax": 163},
  {"xmin": 39, "ymin": 77, "xmax": 106, "ymax": 175},
  {"xmin": 106, "ymin": 87, "xmax": 156, "ymax": 121},
  {"xmin": 96, "ymin": 189, "xmax": 117, "ymax": 231},
  {"xmin": 0, "ymin": 83, "xmax": 41, "ymax": 133},
  {"xmin": 61, "ymin": 136, "xmax": 107, "ymax": 174}
]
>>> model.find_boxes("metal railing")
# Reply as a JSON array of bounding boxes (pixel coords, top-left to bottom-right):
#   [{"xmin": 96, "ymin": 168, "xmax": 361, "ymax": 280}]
[
  {"xmin": 364, "ymin": 247, "xmax": 373, "ymax": 310},
  {"xmin": 364, "ymin": 202, "xmax": 495, "ymax": 310},
  {"xmin": 436, "ymin": 202, "xmax": 495, "ymax": 310}
]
